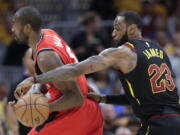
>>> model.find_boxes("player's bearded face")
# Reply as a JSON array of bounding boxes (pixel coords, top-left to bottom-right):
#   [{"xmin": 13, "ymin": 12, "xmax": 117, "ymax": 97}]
[
  {"xmin": 112, "ymin": 17, "xmax": 128, "ymax": 46},
  {"xmin": 15, "ymin": 27, "xmax": 28, "ymax": 44},
  {"xmin": 18, "ymin": 28, "xmax": 29, "ymax": 44},
  {"xmin": 12, "ymin": 19, "xmax": 29, "ymax": 44}
]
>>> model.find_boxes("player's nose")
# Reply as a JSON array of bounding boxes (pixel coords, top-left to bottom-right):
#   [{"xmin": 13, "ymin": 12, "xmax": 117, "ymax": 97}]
[{"xmin": 112, "ymin": 30, "xmax": 116, "ymax": 38}]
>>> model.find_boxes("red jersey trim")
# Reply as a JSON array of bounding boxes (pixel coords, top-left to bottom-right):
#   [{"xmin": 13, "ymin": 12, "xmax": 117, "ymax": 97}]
[
  {"xmin": 35, "ymin": 48, "xmax": 54, "ymax": 57},
  {"xmin": 124, "ymin": 42, "xmax": 136, "ymax": 52},
  {"xmin": 150, "ymin": 113, "xmax": 180, "ymax": 119}
]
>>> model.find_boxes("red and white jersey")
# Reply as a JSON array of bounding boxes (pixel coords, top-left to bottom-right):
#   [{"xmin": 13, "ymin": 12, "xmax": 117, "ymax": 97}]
[{"xmin": 34, "ymin": 29, "xmax": 88, "ymax": 103}]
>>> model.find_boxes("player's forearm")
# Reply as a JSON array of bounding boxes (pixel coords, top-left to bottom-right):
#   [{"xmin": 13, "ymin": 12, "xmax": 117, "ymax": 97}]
[
  {"xmin": 35, "ymin": 63, "xmax": 81, "ymax": 83},
  {"xmin": 34, "ymin": 55, "xmax": 113, "ymax": 83},
  {"xmin": 6, "ymin": 106, "xmax": 19, "ymax": 134},
  {"xmin": 49, "ymin": 91, "xmax": 84, "ymax": 112}
]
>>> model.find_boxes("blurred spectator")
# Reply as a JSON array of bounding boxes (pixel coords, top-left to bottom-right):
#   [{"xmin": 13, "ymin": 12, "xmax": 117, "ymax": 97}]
[
  {"xmin": 101, "ymin": 104, "xmax": 119, "ymax": 135},
  {"xmin": 89, "ymin": 69, "xmax": 119, "ymax": 94},
  {"xmin": 141, "ymin": 0, "xmax": 156, "ymax": 38},
  {"xmin": 167, "ymin": 1, "xmax": 180, "ymax": 37},
  {"xmin": 115, "ymin": 126, "xmax": 132, "ymax": 135},
  {"xmin": 0, "ymin": 42, "xmax": 7, "ymax": 65},
  {"xmin": 155, "ymin": 30, "xmax": 169, "ymax": 48},
  {"xmin": 154, "ymin": 30, "xmax": 175, "ymax": 55},
  {"xmin": 3, "ymin": 40, "xmax": 28, "ymax": 66},
  {"xmin": 0, "ymin": 80, "xmax": 9, "ymax": 135},
  {"xmin": 127, "ymin": 118, "xmax": 140, "ymax": 135},
  {"xmin": 169, "ymin": 32, "xmax": 180, "ymax": 95},
  {"xmin": 70, "ymin": 12, "xmax": 110, "ymax": 61},
  {"xmin": 153, "ymin": 16, "xmax": 167, "ymax": 31}
]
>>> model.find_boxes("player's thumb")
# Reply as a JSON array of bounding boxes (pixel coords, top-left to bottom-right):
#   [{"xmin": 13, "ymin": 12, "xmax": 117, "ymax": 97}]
[{"xmin": 8, "ymin": 101, "xmax": 16, "ymax": 107}]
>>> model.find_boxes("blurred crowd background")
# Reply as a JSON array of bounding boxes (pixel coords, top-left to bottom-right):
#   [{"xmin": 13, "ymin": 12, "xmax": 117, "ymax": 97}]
[{"xmin": 0, "ymin": 0, "xmax": 180, "ymax": 135}]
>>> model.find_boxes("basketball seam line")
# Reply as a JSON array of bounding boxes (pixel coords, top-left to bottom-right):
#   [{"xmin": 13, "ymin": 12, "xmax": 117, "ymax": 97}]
[
  {"xmin": 34, "ymin": 104, "xmax": 46, "ymax": 121},
  {"xmin": 15, "ymin": 104, "xmax": 49, "ymax": 110},
  {"xmin": 34, "ymin": 95, "xmax": 47, "ymax": 122},
  {"xmin": 19, "ymin": 98, "xmax": 28, "ymax": 121},
  {"xmin": 30, "ymin": 94, "xmax": 34, "ymax": 126}
]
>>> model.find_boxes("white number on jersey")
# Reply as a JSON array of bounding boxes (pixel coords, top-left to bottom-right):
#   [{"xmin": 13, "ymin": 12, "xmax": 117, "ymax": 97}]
[{"xmin": 53, "ymin": 35, "xmax": 78, "ymax": 63}]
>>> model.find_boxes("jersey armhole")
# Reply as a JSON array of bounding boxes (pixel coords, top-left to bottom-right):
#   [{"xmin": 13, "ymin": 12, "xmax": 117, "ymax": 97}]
[
  {"xmin": 124, "ymin": 42, "xmax": 136, "ymax": 52},
  {"xmin": 36, "ymin": 48, "xmax": 66, "ymax": 65},
  {"xmin": 36, "ymin": 48, "xmax": 54, "ymax": 57}
]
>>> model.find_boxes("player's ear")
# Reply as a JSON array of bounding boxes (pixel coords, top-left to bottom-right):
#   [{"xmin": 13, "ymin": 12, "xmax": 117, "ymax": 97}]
[
  {"xmin": 24, "ymin": 24, "xmax": 32, "ymax": 33},
  {"xmin": 127, "ymin": 24, "xmax": 138, "ymax": 37}
]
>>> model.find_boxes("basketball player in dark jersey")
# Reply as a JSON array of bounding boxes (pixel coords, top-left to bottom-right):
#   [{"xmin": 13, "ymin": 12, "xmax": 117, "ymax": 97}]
[{"xmin": 15, "ymin": 11, "xmax": 180, "ymax": 135}]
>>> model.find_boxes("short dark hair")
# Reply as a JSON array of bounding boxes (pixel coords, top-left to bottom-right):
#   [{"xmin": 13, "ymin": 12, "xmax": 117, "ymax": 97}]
[
  {"xmin": 15, "ymin": 6, "xmax": 42, "ymax": 32},
  {"xmin": 79, "ymin": 12, "xmax": 100, "ymax": 25},
  {"xmin": 118, "ymin": 11, "xmax": 142, "ymax": 29}
]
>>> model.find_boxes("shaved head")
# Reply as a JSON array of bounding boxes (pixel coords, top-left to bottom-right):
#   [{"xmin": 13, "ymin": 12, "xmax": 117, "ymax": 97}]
[{"xmin": 14, "ymin": 6, "xmax": 42, "ymax": 32}]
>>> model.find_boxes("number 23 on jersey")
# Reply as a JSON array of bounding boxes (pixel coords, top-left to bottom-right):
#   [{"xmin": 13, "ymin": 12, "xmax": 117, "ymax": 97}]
[{"xmin": 148, "ymin": 63, "xmax": 176, "ymax": 94}]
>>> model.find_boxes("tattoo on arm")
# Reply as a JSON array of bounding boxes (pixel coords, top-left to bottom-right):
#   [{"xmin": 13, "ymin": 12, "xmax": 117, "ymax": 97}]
[
  {"xmin": 89, "ymin": 56, "xmax": 107, "ymax": 72},
  {"xmin": 35, "ymin": 48, "xmax": 124, "ymax": 83}
]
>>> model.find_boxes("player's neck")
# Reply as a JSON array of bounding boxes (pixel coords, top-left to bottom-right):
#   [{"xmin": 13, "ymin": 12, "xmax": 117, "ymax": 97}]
[
  {"xmin": 129, "ymin": 31, "xmax": 142, "ymax": 40},
  {"xmin": 28, "ymin": 30, "xmax": 42, "ymax": 51}
]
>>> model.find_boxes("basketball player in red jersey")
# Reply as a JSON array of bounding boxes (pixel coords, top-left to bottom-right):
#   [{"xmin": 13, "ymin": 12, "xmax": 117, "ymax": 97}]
[{"xmin": 10, "ymin": 7, "xmax": 103, "ymax": 135}]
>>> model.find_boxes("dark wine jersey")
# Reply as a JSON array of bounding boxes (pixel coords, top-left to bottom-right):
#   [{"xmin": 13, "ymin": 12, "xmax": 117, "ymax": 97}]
[{"xmin": 119, "ymin": 39, "xmax": 180, "ymax": 120}]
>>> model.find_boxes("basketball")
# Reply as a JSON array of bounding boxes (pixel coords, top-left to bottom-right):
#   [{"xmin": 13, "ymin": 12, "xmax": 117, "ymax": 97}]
[{"xmin": 14, "ymin": 93, "xmax": 49, "ymax": 127}]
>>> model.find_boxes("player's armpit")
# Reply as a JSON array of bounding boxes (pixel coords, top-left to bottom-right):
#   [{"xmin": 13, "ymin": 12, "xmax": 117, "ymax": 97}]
[{"xmin": 37, "ymin": 50, "xmax": 84, "ymax": 112}]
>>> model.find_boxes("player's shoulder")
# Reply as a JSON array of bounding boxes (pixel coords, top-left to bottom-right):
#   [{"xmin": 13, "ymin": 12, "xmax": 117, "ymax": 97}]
[
  {"xmin": 40, "ymin": 29, "xmax": 64, "ymax": 48},
  {"xmin": 100, "ymin": 45, "xmax": 134, "ymax": 58},
  {"xmin": 126, "ymin": 39, "xmax": 161, "ymax": 49}
]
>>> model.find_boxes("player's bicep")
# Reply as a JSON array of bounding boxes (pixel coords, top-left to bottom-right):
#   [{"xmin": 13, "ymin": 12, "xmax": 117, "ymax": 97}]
[
  {"xmin": 37, "ymin": 50, "xmax": 63, "ymax": 72},
  {"xmin": 75, "ymin": 47, "xmax": 129, "ymax": 74},
  {"xmin": 37, "ymin": 51, "xmax": 82, "ymax": 94}
]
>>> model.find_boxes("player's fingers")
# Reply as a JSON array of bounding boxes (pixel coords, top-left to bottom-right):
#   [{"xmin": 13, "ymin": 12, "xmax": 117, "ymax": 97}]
[
  {"xmin": 14, "ymin": 87, "xmax": 22, "ymax": 99},
  {"xmin": 8, "ymin": 101, "xmax": 16, "ymax": 107},
  {"xmin": 14, "ymin": 91, "xmax": 19, "ymax": 100}
]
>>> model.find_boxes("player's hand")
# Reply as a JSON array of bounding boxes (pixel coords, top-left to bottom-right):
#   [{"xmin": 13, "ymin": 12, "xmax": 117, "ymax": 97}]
[
  {"xmin": 88, "ymin": 92, "xmax": 106, "ymax": 103},
  {"xmin": 8, "ymin": 101, "xmax": 18, "ymax": 111},
  {"xmin": 8, "ymin": 101, "xmax": 16, "ymax": 107},
  {"xmin": 14, "ymin": 77, "xmax": 34, "ymax": 99}
]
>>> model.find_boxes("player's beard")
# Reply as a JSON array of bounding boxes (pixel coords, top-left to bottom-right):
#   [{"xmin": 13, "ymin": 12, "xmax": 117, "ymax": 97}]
[
  {"xmin": 113, "ymin": 32, "xmax": 128, "ymax": 47},
  {"xmin": 16, "ymin": 31, "xmax": 29, "ymax": 45},
  {"xmin": 118, "ymin": 32, "xmax": 128, "ymax": 46}
]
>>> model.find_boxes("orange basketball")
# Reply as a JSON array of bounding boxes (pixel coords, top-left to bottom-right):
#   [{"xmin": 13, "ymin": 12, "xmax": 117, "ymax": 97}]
[{"xmin": 14, "ymin": 93, "xmax": 49, "ymax": 127}]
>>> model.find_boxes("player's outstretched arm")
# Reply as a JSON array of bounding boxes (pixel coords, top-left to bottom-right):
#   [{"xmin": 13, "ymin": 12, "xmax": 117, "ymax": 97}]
[
  {"xmin": 35, "ymin": 46, "xmax": 132, "ymax": 83},
  {"xmin": 14, "ymin": 45, "xmax": 136, "ymax": 98}
]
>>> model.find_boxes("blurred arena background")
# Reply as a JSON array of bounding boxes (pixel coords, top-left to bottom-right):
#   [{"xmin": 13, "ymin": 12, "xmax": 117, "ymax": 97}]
[{"xmin": 0, "ymin": 0, "xmax": 180, "ymax": 135}]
